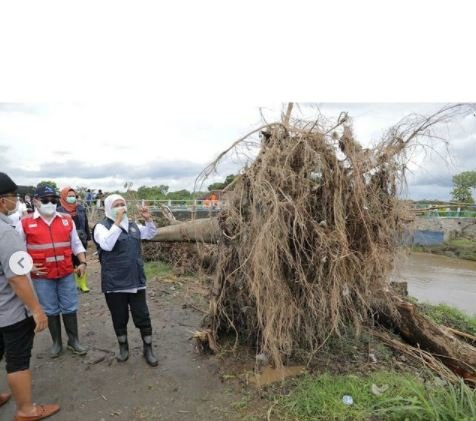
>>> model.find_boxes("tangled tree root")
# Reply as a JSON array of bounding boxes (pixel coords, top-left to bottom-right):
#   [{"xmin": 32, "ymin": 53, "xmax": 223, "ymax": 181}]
[
  {"xmin": 152, "ymin": 104, "xmax": 476, "ymax": 382},
  {"xmin": 205, "ymin": 104, "xmax": 475, "ymax": 377}
]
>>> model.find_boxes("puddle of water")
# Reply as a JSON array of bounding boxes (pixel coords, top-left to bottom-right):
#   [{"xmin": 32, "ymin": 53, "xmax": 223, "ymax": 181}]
[
  {"xmin": 250, "ymin": 366, "xmax": 306, "ymax": 387},
  {"xmin": 393, "ymin": 252, "xmax": 476, "ymax": 315}
]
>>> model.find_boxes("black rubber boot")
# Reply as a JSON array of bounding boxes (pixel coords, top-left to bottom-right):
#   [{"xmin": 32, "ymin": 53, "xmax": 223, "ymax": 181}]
[
  {"xmin": 141, "ymin": 331, "xmax": 158, "ymax": 367},
  {"xmin": 47, "ymin": 315, "xmax": 63, "ymax": 358},
  {"xmin": 116, "ymin": 335, "xmax": 129, "ymax": 362},
  {"xmin": 62, "ymin": 313, "xmax": 88, "ymax": 356}
]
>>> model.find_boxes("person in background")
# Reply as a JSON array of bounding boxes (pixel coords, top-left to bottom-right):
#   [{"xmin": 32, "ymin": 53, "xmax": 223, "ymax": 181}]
[
  {"xmin": 24, "ymin": 195, "xmax": 34, "ymax": 216},
  {"xmin": 209, "ymin": 192, "xmax": 218, "ymax": 209},
  {"xmin": 57, "ymin": 187, "xmax": 91, "ymax": 293},
  {"xmin": 93, "ymin": 194, "xmax": 158, "ymax": 367},
  {"xmin": 17, "ymin": 185, "xmax": 88, "ymax": 359},
  {"xmin": 96, "ymin": 190, "xmax": 104, "ymax": 208},
  {"xmin": 85, "ymin": 189, "xmax": 94, "ymax": 208},
  {"xmin": 0, "ymin": 173, "xmax": 60, "ymax": 420},
  {"xmin": 24, "ymin": 194, "xmax": 32, "ymax": 208}
]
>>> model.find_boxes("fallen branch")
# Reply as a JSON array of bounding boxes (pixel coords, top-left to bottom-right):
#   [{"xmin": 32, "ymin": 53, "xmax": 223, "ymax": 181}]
[
  {"xmin": 443, "ymin": 326, "xmax": 476, "ymax": 345},
  {"xmin": 371, "ymin": 329, "xmax": 460, "ymax": 384},
  {"xmin": 375, "ymin": 294, "xmax": 476, "ymax": 382}
]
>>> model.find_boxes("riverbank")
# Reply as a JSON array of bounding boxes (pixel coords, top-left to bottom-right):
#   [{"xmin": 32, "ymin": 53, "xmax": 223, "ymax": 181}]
[
  {"xmin": 417, "ymin": 302, "xmax": 476, "ymax": 336},
  {"xmin": 411, "ymin": 238, "xmax": 476, "ymax": 261},
  {"xmin": 241, "ymin": 298, "xmax": 476, "ymax": 420}
]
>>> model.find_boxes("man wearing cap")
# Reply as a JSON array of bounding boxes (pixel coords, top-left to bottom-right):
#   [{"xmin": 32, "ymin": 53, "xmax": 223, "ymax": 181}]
[
  {"xmin": 0, "ymin": 173, "xmax": 60, "ymax": 420},
  {"xmin": 16, "ymin": 185, "xmax": 88, "ymax": 359}
]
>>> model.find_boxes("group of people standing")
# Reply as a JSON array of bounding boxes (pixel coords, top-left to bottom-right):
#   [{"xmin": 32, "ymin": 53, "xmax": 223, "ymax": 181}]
[
  {"xmin": 84, "ymin": 189, "xmax": 105, "ymax": 208},
  {"xmin": 0, "ymin": 173, "xmax": 159, "ymax": 420}
]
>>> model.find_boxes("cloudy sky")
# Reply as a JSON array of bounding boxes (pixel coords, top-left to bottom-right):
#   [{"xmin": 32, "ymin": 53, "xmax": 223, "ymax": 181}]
[{"xmin": 0, "ymin": 103, "xmax": 474, "ymax": 200}]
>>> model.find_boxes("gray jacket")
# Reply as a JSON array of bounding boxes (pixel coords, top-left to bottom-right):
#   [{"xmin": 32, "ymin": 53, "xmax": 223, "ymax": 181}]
[{"xmin": 0, "ymin": 213, "xmax": 30, "ymax": 328}]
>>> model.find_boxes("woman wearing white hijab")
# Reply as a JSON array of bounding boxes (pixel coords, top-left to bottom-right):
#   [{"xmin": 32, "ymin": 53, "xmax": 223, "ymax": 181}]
[{"xmin": 93, "ymin": 194, "xmax": 159, "ymax": 366}]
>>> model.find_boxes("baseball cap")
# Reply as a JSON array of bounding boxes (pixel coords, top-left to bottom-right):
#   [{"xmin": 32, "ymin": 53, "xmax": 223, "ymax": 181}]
[
  {"xmin": 34, "ymin": 185, "xmax": 60, "ymax": 198},
  {"xmin": 0, "ymin": 172, "xmax": 18, "ymax": 196}
]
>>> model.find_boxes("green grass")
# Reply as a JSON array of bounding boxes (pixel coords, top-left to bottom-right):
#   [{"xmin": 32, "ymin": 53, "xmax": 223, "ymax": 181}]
[
  {"xmin": 417, "ymin": 302, "xmax": 476, "ymax": 336},
  {"xmin": 144, "ymin": 260, "xmax": 173, "ymax": 279},
  {"xmin": 449, "ymin": 238, "xmax": 476, "ymax": 248},
  {"xmin": 231, "ymin": 395, "xmax": 251, "ymax": 410},
  {"xmin": 278, "ymin": 372, "xmax": 476, "ymax": 421},
  {"xmin": 448, "ymin": 238, "xmax": 476, "ymax": 261}
]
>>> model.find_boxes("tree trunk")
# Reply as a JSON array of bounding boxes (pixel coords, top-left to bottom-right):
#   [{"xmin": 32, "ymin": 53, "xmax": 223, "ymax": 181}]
[
  {"xmin": 150, "ymin": 218, "xmax": 220, "ymax": 243},
  {"xmin": 377, "ymin": 295, "xmax": 476, "ymax": 381}
]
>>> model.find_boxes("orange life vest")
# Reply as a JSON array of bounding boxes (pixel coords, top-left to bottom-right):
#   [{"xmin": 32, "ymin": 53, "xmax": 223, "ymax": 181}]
[{"xmin": 22, "ymin": 214, "xmax": 74, "ymax": 280}]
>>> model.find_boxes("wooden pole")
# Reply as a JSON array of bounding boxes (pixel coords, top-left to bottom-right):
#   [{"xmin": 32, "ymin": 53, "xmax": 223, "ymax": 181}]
[{"xmin": 283, "ymin": 102, "xmax": 294, "ymax": 127}]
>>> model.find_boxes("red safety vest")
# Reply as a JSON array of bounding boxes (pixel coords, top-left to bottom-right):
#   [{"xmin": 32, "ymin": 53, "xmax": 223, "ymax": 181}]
[{"xmin": 22, "ymin": 214, "xmax": 74, "ymax": 280}]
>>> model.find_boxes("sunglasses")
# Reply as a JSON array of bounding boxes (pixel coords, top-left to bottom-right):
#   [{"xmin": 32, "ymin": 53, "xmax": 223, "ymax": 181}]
[{"xmin": 39, "ymin": 197, "xmax": 58, "ymax": 205}]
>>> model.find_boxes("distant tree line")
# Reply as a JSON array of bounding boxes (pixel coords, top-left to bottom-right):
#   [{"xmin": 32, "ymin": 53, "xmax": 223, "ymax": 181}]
[{"xmin": 33, "ymin": 174, "xmax": 237, "ymax": 201}]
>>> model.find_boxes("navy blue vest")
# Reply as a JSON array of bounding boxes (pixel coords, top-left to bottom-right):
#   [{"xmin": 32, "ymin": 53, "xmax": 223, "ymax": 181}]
[{"xmin": 93, "ymin": 218, "xmax": 147, "ymax": 293}]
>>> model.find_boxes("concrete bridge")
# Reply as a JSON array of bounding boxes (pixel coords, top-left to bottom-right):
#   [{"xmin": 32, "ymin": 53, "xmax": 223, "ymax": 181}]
[{"xmin": 410, "ymin": 216, "xmax": 476, "ymax": 245}]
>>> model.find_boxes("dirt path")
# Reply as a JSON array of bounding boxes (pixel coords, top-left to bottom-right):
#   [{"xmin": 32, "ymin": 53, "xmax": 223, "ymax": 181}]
[{"xmin": 0, "ymin": 260, "xmax": 251, "ymax": 421}]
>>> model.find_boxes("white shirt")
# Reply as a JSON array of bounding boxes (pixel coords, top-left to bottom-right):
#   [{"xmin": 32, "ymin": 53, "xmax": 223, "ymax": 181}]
[
  {"xmin": 93, "ymin": 219, "xmax": 157, "ymax": 251},
  {"xmin": 16, "ymin": 210, "xmax": 86, "ymax": 256},
  {"xmin": 93, "ymin": 219, "xmax": 157, "ymax": 293}
]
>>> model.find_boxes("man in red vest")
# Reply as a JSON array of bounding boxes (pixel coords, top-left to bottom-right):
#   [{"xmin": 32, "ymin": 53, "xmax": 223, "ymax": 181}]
[{"xmin": 17, "ymin": 185, "xmax": 88, "ymax": 358}]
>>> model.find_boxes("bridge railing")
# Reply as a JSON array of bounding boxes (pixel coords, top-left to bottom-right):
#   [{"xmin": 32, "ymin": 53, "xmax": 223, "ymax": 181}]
[
  {"xmin": 85, "ymin": 199, "xmax": 224, "ymax": 225},
  {"xmin": 412, "ymin": 203, "xmax": 476, "ymax": 218},
  {"xmin": 133, "ymin": 199, "xmax": 224, "ymax": 210},
  {"xmin": 86, "ymin": 199, "xmax": 225, "ymax": 210}
]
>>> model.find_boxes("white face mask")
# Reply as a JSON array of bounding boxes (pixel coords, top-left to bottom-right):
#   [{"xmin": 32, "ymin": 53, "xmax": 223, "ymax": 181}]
[
  {"xmin": 6, "ymin": 198, "xmax": 20, "ymax": 216},
  {"xmin": 111, "ymin": 206, "xmax": 127, "ymax": 220},
  {"xmin": 39, "ymin": 202, "xmax": 57, "ymax": 216}
]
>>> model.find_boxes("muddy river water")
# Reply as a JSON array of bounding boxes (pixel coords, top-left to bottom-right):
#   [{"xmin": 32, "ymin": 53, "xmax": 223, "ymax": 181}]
[{"xmin": 394, "ymin": 252, "xmax": 476, "ymax": 315}]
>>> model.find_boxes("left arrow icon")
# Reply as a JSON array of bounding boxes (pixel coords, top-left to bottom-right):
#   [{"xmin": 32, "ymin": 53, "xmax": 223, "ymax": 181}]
[{"xmin": 9, "ymin": 251, "xmax": 33, "ymax": 275}]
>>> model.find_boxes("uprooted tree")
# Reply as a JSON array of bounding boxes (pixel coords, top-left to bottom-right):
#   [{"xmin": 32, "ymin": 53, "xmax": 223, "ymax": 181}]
[{"xmin": 151, "ymin": 104, "xmax": 476, "ymax": 383}]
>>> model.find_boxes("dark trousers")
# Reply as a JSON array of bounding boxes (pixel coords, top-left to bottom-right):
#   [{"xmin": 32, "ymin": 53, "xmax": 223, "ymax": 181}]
[
  {"xmin": 104, "ymin": 290, "xmax": 152, "ymax": 337},
  {"xmin": 0, "ymin": 317, "xmax": 35, "ymax": 374}
]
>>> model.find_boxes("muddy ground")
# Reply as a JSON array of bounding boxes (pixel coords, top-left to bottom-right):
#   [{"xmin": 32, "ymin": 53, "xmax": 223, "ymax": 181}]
[{"xmin": 0, "ymin": 257, "xmax": 260, "ymax": 421}]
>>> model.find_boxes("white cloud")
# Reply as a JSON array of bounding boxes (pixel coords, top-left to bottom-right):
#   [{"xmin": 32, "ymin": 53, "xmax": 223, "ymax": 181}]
[{"xmin": 1, "ymin": 103, "xmax": 475, "ymax": 199}]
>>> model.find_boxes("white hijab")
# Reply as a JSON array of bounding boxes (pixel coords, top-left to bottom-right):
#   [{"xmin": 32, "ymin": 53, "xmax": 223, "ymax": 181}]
[{"xmin": 104, "ymin": 194, "xmax": 129, "ymax": 231}]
